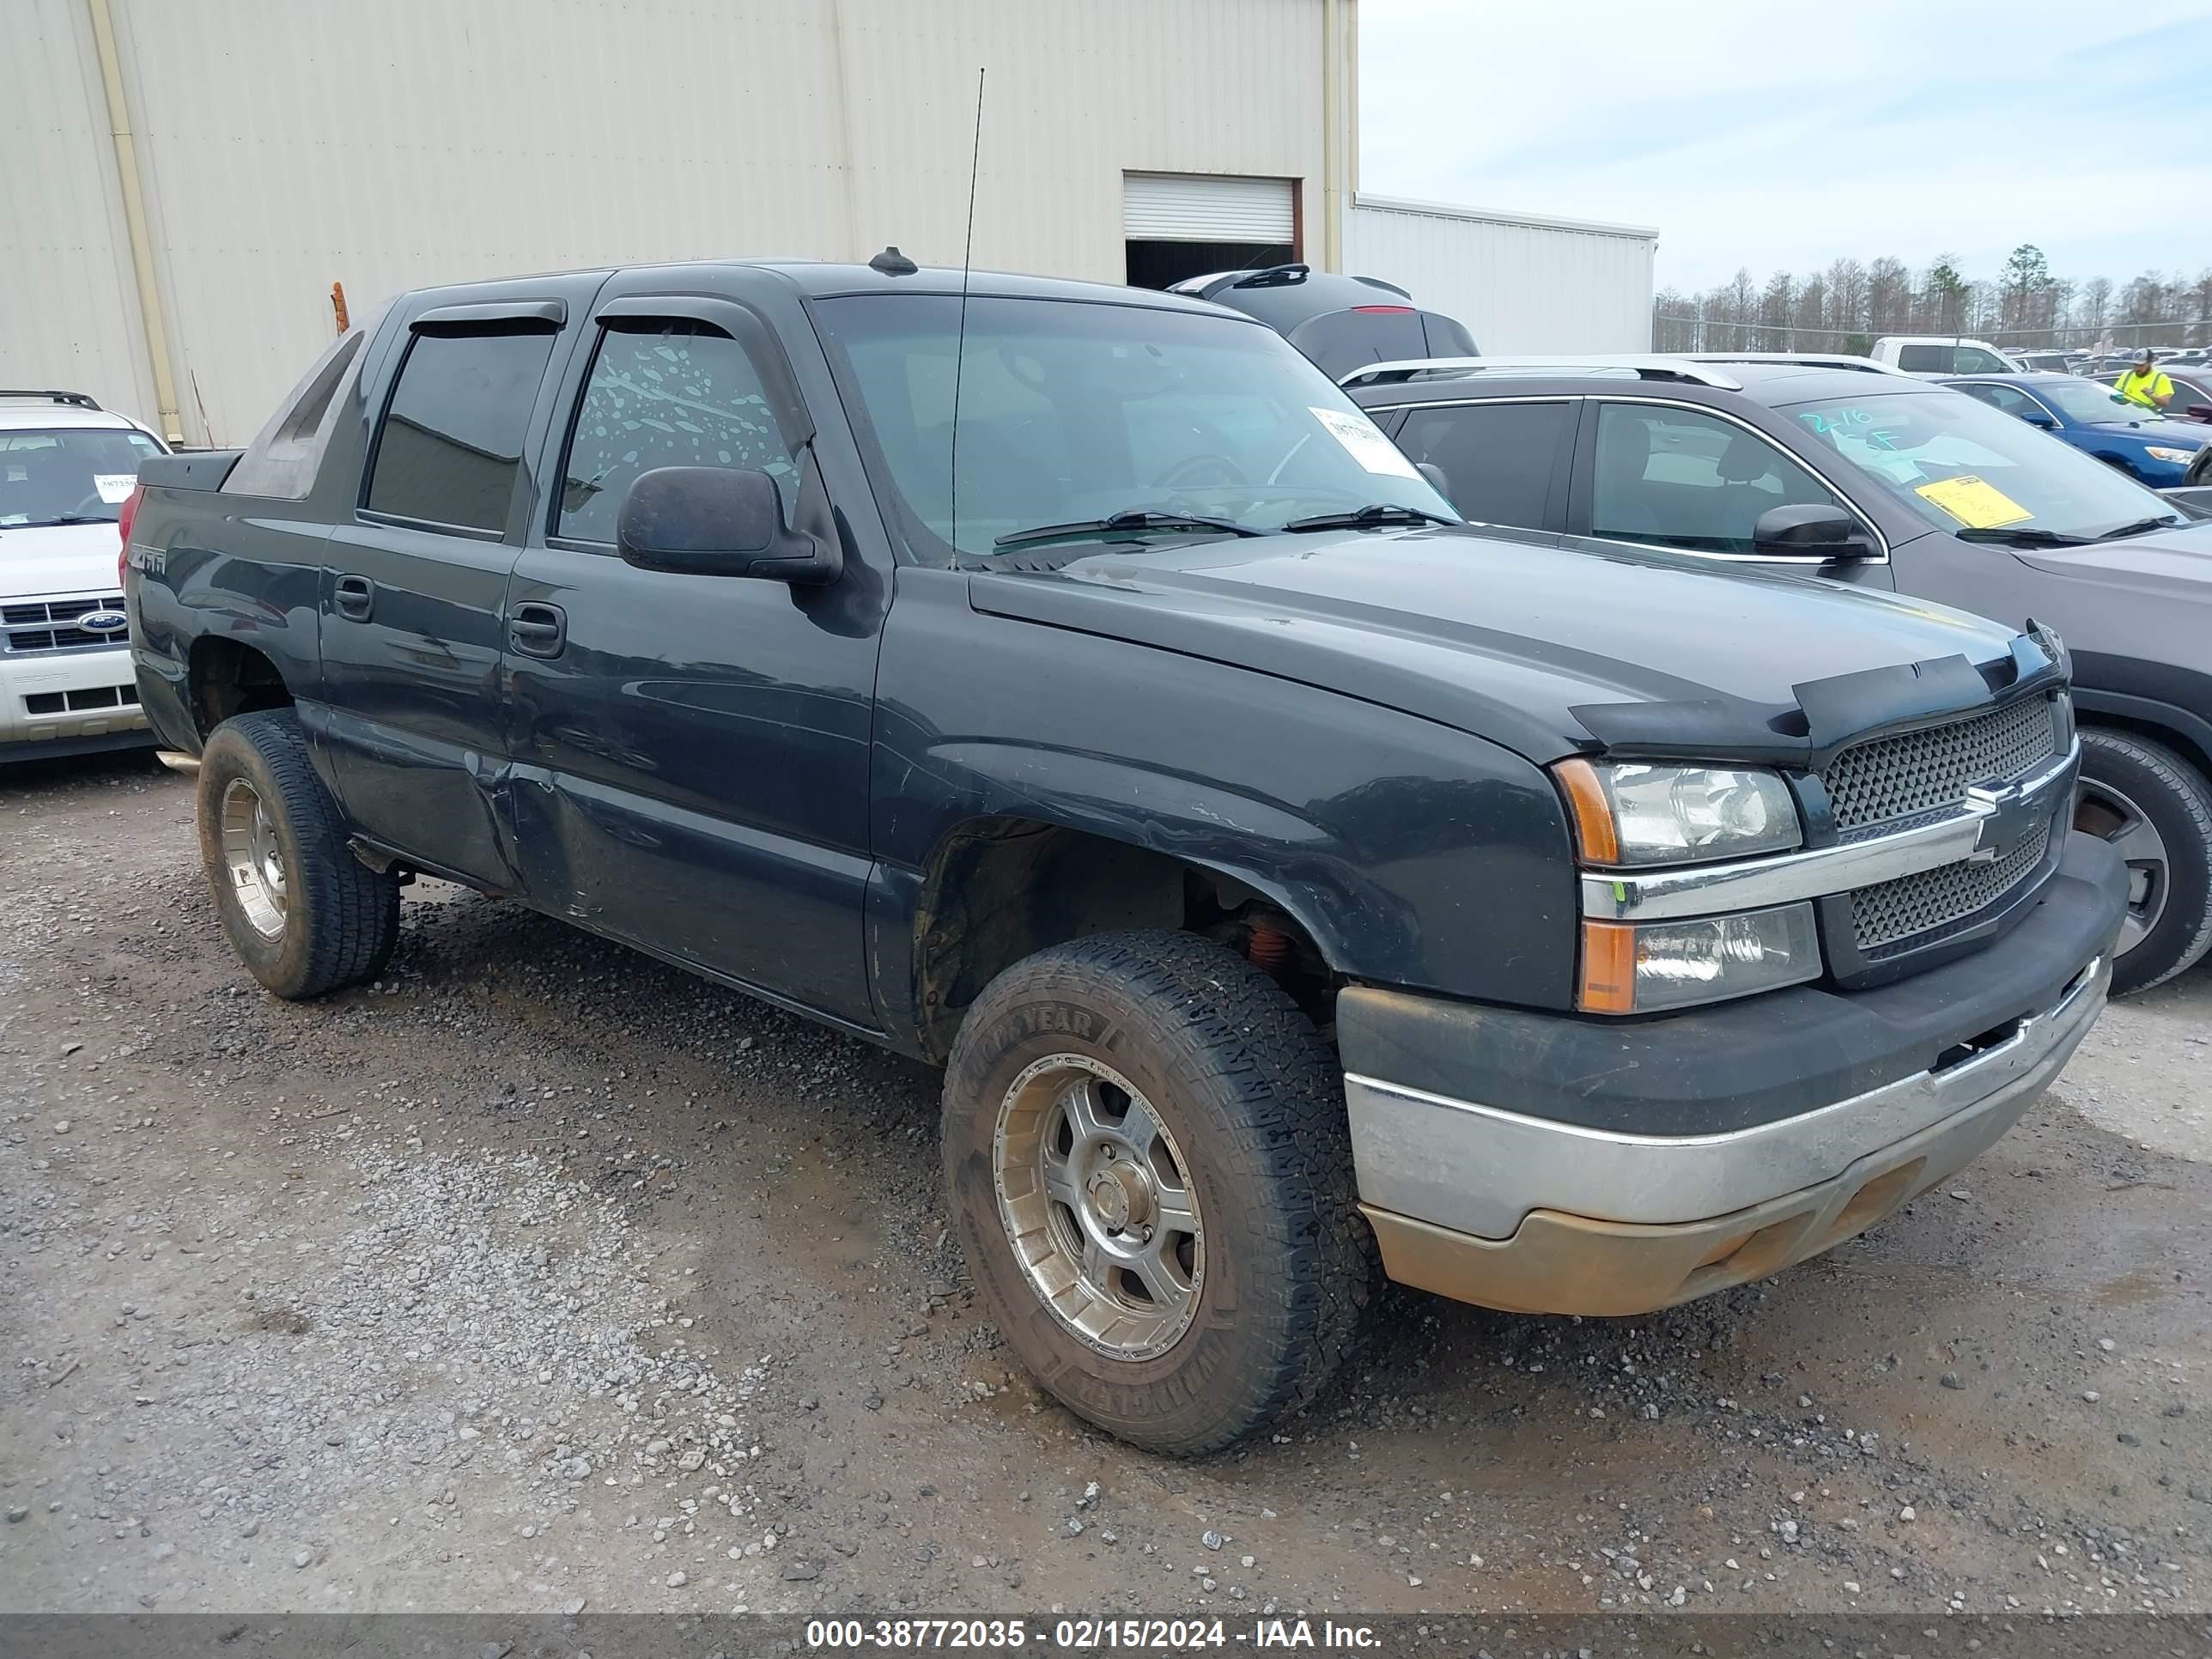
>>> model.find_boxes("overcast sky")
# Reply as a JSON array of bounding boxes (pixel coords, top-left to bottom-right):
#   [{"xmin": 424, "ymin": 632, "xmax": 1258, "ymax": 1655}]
[{"xmin": 1358, "ymin": 0, "xmax": 2212, "ymax": 295}]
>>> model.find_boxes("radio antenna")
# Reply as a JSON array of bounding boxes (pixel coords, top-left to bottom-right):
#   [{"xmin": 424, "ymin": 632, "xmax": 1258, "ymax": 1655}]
[{"xmin": 949, "ymin": 65, "xmax": 984, "ymax": 558}]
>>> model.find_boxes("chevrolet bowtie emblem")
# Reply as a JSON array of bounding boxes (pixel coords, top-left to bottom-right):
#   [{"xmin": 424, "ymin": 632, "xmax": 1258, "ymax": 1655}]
[{"xmin": 1965, "ymin": 773, "xmax": 2054, "ymax": 864}]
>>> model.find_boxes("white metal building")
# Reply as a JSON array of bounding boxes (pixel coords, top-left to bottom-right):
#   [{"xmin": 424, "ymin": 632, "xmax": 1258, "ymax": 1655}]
[
  {"xmin": 1349, "ymin": 194, "xmax": 1659, "ymax": 354},
  {"xmin": 3, "ymin": 0, "xmax": 1657, "ymax": 447}
]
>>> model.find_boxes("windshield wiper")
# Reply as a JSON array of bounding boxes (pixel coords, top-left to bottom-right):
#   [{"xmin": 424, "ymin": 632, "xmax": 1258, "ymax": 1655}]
[
  {"xmin": 1953, "ymin": 526, "xmax": 2096, "ymax": 548},
  {"xmin": 2092, "ymin": 515, "xmax": 2185, "ymax": 541},
  {"xmin": 993, "ymin": 509, "xmax": 1265, "ymax": 550},
  {"xmin": 1280, "ymin": 502, "xmax": 1459, "ymax": 533},
  {"xmin": 14, "ymin": 515, "xmax": 114, "ymax": 529}
]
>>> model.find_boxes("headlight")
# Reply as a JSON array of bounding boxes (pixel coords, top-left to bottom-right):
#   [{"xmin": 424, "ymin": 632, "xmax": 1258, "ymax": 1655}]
[
  {"xmin": 2145, "ymin": 447, "xmax": 2197, "ymax": 464},
  {"xmin": 1580, "ymin": 903, "xmax": 1821, "ymax": 1013},
  {"xmin": 1556, "ymin": 759, "xmax": 1802, "ymax": 866}
]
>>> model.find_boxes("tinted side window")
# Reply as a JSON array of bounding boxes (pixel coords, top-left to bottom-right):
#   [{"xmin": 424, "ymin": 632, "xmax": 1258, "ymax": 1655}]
[
  {"xmin": 1895, "ymin": 345, "xmax": 1945, "ymax": 372},
  {"xmin": 1956, "ymin": 383, "xmax": 2035, "ymax": 417},
  {"xmin": 366, "ymin": 327, "xmax": 557, "ymax": 532},
  {"xmin": 1954, "ymin": 347, "xmax": 2011, "ymax": 373},
  {"xmin": 1592, "ymin": 404, "xmax": 1844, "ymax": 554},
  {"xmin": 557, "ymin": 322, "xmax": 798, "ymax": 544},
  {"xmin": 1395, "ymin": 401, "xmax": 1571, "ymax": 528}
]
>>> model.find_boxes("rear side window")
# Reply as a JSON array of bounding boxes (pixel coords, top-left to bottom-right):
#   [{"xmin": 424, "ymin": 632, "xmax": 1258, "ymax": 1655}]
[
  {"xmin": 1954, "ymin": 383, "xmax": 2039, "ymax": 418},
  {"xmin": 1895, "ymin": 345, "xmax": 1945, "ymax": 372},
  {"xmin": 1395, "ymin": 401, "xmax": 1571, "ymax": 529},
  {"xmin": 556, "ymin": 322, "xmax": 796, "ymax": 544},
  {"xmin": 366, "ymin": 326, "xmax": 557, "ymax": 532}
]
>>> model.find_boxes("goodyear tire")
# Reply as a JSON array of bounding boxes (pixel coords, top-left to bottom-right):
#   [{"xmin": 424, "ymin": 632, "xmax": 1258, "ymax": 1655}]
[
  {"xmin": 943, "ymin": 930, "xmax": 1375, "ymax": 1455},
  {"xmin": 197, "ymin": 709, "xmax": 400, "ymax": 999},
  {"xmin": 2077, "ymin": 727, "xmax": 2212, "ymax": 994}
]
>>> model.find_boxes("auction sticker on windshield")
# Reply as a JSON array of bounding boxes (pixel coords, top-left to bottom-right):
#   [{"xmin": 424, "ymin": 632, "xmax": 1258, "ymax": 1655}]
[
  {"xmin": 94, "ymin": 473, "xmax": 137, "ymax": 504},
  {"xmin": 1913, "ymin": 474, "xmax": 2033, "ymax": 530},
  {"xmin": 1310, "ymin": 406, "xmax": 1421, "ymax": 478}
]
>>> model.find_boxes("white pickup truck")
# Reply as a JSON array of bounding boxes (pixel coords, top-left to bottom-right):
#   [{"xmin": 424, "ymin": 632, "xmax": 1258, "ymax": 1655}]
[
  {"xmin": 1, "ymin": 391, "xmax": 166, "ymax": 761},
  {"xmin": 1870, "ymin": 336, "xmax": 2022, "ymax": 375}
]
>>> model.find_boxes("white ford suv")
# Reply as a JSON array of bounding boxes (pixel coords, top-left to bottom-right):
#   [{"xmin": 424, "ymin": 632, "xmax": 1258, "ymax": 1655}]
[{"xmin": 2, "ymin": 392, "xmax": 167, "ymax": 761}]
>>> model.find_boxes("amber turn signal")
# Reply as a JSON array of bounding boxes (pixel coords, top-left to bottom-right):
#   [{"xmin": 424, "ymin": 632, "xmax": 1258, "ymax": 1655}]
[
  {"xmin": 1554, "ymin": 757, "xmax": 1620, "ymax": 866},
  {"xmin": 1577, "ymin": 920, "xmax": 1638, "ymax": 1014}
]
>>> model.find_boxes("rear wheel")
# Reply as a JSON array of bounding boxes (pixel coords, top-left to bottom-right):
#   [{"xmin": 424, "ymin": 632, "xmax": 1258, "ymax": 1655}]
[
  {"xmin": 943, "ymin": 930, "xmax": 1374, "ymax": 1455},
  {"xmin": 2075, "ymin": 727, "xmax": 2212, "ymax": 994},
  {"xmin": 197, "ymin": 710, "xmax": 399, "ymax": 998}
]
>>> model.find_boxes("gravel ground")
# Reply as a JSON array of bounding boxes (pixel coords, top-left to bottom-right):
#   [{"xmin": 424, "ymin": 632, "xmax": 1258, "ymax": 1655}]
[{"xmin": 4, "ymin": 750, "xmax": 2210, "ymax": 1619}]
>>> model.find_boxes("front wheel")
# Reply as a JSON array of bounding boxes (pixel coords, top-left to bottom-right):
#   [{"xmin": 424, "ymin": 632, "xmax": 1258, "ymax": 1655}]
[
  {"xmin": 197, "ymin": 709, "xmax": 400, "ymax": 999},
  {"xmin": 942, "ymin": 930, "xmax": 1375, "ymax": 1455},
  {"xmin": 2075, "ymin": 727, "xmax": 2212, "ymax": 994}
]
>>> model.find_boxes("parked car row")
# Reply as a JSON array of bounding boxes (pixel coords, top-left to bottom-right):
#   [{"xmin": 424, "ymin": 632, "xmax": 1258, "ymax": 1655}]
[
  {"xmin": 1943, "ymin": 372, "xmax": 2211, "ymax": 485},
  {"xmin": 1857, "ymin": 341, "xmax": 2209, "ymax": 383}
]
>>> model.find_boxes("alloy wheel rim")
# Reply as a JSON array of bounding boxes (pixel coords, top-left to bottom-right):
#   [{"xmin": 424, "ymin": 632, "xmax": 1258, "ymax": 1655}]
[
  {"xmin": 992, "ymin": 1053, "xmax": 1204, "ymax": 1360},
  {"xmin": 2075, "ymin": 776, "xmax": 2169, "ymax": 957},
  {"xmin": 218, "ymin": 778, "xmax": 288, "ymax": 941}
]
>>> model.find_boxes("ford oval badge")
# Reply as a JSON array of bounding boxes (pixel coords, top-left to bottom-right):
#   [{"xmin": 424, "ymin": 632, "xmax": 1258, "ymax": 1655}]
[{"xmin": 79, "ymin": 609, "xmax": 129, "ymax": 634}]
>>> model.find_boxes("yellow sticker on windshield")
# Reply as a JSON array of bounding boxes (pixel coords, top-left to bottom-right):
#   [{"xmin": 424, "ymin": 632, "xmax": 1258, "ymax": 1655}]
[{"xmin": 1912, "ymin": 474, "xmax": 2033, "ymax": 530}]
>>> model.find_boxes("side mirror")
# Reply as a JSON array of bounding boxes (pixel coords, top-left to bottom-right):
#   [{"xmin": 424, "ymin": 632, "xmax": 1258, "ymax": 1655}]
[
  {"xmin": 1415, "ymin": 460, "xmax": 1453, "ymax": 500},
  {"xmin": 2021, "ymin": 409, "xmax": 2059, "ymax": 429},
  {"xmin": 1753, "ymin": 503, "xmax": 1875, "ymax": 559},
  {"xmin": 616, "ymin": 465, "xmax": 841, "ymax": 586}
]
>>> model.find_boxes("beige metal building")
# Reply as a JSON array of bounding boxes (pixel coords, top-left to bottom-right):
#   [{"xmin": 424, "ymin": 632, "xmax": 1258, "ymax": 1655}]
[{"xmin": 3, "ymin": 0, "xmax": 1657, "ymax": 447}]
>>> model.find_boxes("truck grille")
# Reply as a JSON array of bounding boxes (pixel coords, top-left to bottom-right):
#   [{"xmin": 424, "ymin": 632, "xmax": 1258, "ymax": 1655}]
[
  {"xmin": 1848, "ymin": 822, "xmax": 2051, "ymax": 957},
  {"xmin": 1821, "ymin": 695, "xmax": 2057, "ymax": 833},
  {"xmin": 1820, "ymin": 694, "xmax": 2063, "ymax": 957},
  {"xmin": 2, "ymin": 595, "xmax": 131, "ymax": 654}
]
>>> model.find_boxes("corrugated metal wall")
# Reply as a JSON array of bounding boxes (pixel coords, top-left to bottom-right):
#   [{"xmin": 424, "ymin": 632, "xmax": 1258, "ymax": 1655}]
[
  {"xmin": 1348, "ymin": 194, "xmax": 1657, "ymax": 354},
  {"xmin": 3, "ymin": 0, "xmax": 1330, "ymax": 444},
  {"xmin": 2, "ymin": 0, "xmax": 161, "ymax": 428}
]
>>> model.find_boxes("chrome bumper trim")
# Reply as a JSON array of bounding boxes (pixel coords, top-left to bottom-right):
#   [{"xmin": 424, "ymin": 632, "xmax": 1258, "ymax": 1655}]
[
  {"xmin": 1580, "ymin": 742, "xmax": 2078, "ymax": 921},
  {"xmin": 1345, "ymin": 953, "xmax": 2107, "ymax": 1241}
]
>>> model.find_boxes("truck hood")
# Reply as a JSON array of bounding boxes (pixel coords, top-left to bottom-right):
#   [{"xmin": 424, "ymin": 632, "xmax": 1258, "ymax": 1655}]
[
  {"xmin": 969, "ymin": 526, "xmax": 2032, "ymax": 764},
  {"xmin": 0, "ymin": 521, "xmax": 123, "ymax": 601}
]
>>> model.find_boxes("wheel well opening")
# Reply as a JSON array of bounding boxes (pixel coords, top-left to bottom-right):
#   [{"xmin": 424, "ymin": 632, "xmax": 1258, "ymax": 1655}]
[
  {"xmin": 2079, "ymin": 714, "xmax": 2212, "ymax": 786},
  {"xmin": 188, "ymin": 637, "xmax": 294, "ymax": 739},
  {"xmin": 912, "ymin": 817, "xmax": 1333, "ymax": 1061}
]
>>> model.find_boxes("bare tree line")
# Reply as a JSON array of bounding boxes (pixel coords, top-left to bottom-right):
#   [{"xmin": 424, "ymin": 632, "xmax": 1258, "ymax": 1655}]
[{"xmin": 1653, "ymin": 245, "xmax": 2212, "ymax": 353}]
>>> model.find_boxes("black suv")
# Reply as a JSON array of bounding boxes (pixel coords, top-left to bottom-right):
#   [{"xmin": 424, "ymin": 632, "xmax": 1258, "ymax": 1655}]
[
  {"xmin": 1347, "ymin": 355, "xmax": 2212, "ymax": 994},
  {"xmin": 1170, "ymin": 264, "xmax": 1477, "ymax": 381}
]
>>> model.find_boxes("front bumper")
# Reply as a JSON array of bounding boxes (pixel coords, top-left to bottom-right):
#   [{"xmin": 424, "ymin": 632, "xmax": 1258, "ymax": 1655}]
[
  {"xmin": 1341, "ymin": 831, "xmax": 2125, "ymax": 1316},
  {"xmin": 0, "ymin": 646, "xmax": 150, "ymax": 758}
]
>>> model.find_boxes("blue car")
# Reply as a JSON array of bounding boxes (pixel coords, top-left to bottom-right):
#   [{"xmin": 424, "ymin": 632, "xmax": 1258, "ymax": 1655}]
[{"xmin": 1942, "ymin": 372, "xmax": 2209, "ymax": 487}]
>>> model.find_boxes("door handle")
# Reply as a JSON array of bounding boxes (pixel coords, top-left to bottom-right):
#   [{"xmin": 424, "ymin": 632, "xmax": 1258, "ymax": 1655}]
[
  {"xmin": 333, "ymin": 574, "xmax": 374, "ymax": 621},
  {"xmin": 508, "ymin": 600, "xmax": 567, "ymax": 659}
]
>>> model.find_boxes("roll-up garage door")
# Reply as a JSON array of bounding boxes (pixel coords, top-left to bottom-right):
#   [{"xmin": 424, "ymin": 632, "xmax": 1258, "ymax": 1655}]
[{"xmin": 1123, "ymin": 173, "xmax": 1296, "ymax": 243}]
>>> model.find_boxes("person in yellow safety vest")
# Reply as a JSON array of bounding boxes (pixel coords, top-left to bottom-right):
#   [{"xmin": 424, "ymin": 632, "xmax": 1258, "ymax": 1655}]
[{"xmin": 2114, "ymin": 349, "xmax": 2174, "ymax": 413}]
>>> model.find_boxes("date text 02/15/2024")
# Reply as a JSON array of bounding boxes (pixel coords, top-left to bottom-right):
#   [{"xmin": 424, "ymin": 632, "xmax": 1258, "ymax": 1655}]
[{"xmin": 803, "ymin": 1619, "xmax": 1382, "ymax": 1650}]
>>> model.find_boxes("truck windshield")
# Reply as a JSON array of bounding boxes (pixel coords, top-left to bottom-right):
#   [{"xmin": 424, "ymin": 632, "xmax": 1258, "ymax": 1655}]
[
  {"xmin": 812, "ymin": 294, "xmax": 1457, "ymax": 558},
  {"xmin": 1784, "ymin": 388, "xmax": 2185, "ymax": 542},
  {"xmin": 0, "ymin": 427, "xmax": 161, "ymax": 528}
]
